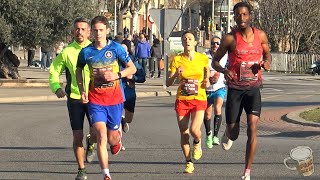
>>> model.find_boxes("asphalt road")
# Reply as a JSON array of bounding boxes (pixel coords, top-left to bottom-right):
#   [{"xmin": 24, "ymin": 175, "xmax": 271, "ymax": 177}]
[{"xmin": 0, "ymin": 97, "xmax": 320, "ymax": 180}]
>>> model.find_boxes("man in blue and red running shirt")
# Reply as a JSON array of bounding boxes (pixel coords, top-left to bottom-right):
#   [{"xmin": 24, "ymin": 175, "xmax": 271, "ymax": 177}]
[
  {"xmin": 76, "ymin": 16, "xmax": 136, "ymax": 180},
  {"xmin": 212, "ymin": 2, "xmax": 272, "ymax": 180}
]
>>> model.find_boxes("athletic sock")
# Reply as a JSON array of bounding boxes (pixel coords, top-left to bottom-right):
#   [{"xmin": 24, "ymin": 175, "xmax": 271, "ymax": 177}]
[
  {"xmin": 203, "ymin": 118, "xmax": 212, "ymax": 136},
  {"xmin": 186, "ymin": 159, "xmax": 192, "ymax": 163},
  {"xmin": 102, "ymin": 168, "xmax": 111, "ymax": 178},
  {"xmin": 213, "ymin": 115, "xmax": 222, "ymax": 136}
]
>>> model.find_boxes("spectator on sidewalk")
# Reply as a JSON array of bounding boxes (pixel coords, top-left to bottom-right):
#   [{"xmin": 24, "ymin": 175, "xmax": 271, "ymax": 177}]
[
  {"xmin": 40, "ymin": 46, "xmax": 52, "ymax": 71},
  {"xmin": 122, "ymin": 34, "xmax": 133, "ymax": 55},
  {"xmin": 151, "ymin": 38, "xmax": 162, "ymax": 78},
  {"xmin": 27, "ymin": 47, "xmax": 35, "ymax": 67},
  {"xmin": 135, "ymin": 33, "xmax": 151, "ymax": 77}
]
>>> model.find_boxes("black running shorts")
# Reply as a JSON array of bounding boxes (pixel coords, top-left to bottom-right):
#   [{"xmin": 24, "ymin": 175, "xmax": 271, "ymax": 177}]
[
  {"xmin": 225, "ymin": 87, "xmax": 261, "ymax": 124},
  {"xmin": 67, "ymin": 98, "xmax": 92, "ymax": 130}
]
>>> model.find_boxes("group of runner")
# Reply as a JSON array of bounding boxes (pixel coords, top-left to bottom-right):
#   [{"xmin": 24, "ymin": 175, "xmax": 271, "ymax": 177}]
[
  {"xmin": 166, "ymin": 2, "xmax": 272, "ymax": 180},
  {"xmin": 50, "ymin": 16, "xmax": 137, "ymax": 180},
  {"xmin": 49, "ymin": 2, "xmax": 271, "ymax": 180}
]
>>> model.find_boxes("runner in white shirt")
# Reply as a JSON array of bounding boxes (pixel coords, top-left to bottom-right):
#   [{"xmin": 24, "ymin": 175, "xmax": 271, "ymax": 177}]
[{"xmin": 204, "ymin": 36, "xmax": 228, "ymax": 148}]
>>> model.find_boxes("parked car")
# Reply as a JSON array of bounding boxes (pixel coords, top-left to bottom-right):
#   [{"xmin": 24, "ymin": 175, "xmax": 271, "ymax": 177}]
[{"xmin": 310, "ymin": 60, "xmax": 320, "ymax": 76}]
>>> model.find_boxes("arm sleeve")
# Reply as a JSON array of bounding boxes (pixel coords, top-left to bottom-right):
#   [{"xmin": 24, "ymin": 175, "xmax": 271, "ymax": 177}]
[
  {"xmin": 49, "ymin": 52, "xmax": 66, "ymax": 93},
  {"xmin": 76, "ymin": 49, "xmax": 87, "ymax": 69}
]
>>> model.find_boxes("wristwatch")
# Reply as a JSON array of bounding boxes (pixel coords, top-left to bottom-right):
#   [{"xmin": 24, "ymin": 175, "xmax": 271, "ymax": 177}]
[
  {"xmin": 117, "ymin": 72, "xmax": 122, "ymax": 79},
  {"xmin": 221, "ymin": 68, "xmax": 226, "ymax": 74}
]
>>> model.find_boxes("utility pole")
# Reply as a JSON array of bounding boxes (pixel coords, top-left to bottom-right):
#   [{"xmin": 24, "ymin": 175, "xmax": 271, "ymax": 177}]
[
  {"xmin": 114, "ymin": 0, "xmax": 117, "ymax": 36},
  {"xmin": 227, "ymin": 0, "xmax": 231, "ymax": 33},
  {"xmin": 212, "ymin": 0, "xmax": 214, "ymax": 31}
]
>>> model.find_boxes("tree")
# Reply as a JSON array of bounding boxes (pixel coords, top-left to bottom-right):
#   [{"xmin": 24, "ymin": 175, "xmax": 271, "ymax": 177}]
[
  {"xmin": 0, "ymin": 17, "xmax": 12, "ymax": 45},
  {"xmin": 0, "ymin": 0, "xmax": 97, "ymax": 48},
  {"xmin": 130, "ymin": 0, "xmax": 145, "ymax": 34},
  {"xmin": 255, "ymin": 0, "xmax": 320, "ymax": 54}
]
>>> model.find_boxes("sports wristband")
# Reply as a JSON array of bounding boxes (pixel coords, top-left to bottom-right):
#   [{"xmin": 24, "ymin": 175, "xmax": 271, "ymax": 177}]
[{"xmin": 117, "ymin": 72, "xmax": 122, "ymax": 79}]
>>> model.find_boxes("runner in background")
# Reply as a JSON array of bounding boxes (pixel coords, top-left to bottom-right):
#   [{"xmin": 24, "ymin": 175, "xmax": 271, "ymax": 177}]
[
  {"xmin": 203, "ymin": 36, "xmax": 227, "ymax": 148},
  {"xmin": 49, "ymin": 17, "xmax": 97, "ymax": 180}
]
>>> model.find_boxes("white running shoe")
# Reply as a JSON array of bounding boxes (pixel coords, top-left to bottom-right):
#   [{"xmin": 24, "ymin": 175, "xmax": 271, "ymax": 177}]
[
  {"xmin": 221, "ymin": 133, "xmax": 233, "ymax": 151},
  {"xmin": 241, "ymin": 174, "xmax": 250, "ymax": 180}
]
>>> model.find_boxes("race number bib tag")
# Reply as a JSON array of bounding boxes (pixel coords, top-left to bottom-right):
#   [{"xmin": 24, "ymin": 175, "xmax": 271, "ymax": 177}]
[
  {"xmin": 92, "ymin": 67, "xmax": 114, "ymax": 88},
  {"xmin": 239, "ymin": 61, "xmax": 259, "ymax": 81},
  {"xmin": 181, "ymin": 79, "xmax": 199, "ymax": 96}
]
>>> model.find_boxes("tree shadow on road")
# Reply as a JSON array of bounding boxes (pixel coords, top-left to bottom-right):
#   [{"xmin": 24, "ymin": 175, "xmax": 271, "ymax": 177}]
[
  {"xmin": 262, "ymin": 101, "xmax": 320, "ymax": 108},
  {"xmin": 259, "ymin": 131, "xmax": 320, "ymax": 139}
]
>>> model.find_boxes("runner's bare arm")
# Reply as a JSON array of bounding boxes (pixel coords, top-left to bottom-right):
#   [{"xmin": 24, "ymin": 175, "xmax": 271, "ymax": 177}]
[
  {"xmin": 213, "ymin": 34, "xmax": 234, "ymax": 80},
  {"xmin": 76, "ymin": 67, "xmax": 89, "ymax": 103},
  {"xmin": 104, "ymin": 60, "xmax": 137, "ymax": 81},
  {"xmin": 166, "ymin": 66, "xmax": 183, "ymax": 87},
  {"xmin": 76, "ymin": 67, "xmax": 85, "ymax": 94},
  {"xmin": 121, "ymin": 60, "xmax": 137, "ymax": 79},
  {"xmin": 259, "ymin": 30, "xmax": 272, "ymax": 71},
  {"xmin": 203, "ymin": 66, "xmax": 210, "ymax": 88}
]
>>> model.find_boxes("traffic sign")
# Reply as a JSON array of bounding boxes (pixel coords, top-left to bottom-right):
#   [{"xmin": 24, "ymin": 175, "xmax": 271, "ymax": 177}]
[
  {"xmin": 147, "ymin": 15, "xmax": 154, "ymax": 24},
  {"xmin": 149, "ymin": 8, "xmax": 182, "ymax": 40}
]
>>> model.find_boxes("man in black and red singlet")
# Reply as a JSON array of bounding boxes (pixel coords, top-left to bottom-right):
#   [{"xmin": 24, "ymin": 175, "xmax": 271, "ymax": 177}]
[{"xmin": 212, "ymin": 2, "xmax": 272, "ymax": 180}]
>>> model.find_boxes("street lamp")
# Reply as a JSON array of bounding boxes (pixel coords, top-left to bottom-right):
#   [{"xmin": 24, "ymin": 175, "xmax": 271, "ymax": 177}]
[{"xmin": 114, "ymin": 0, "xmax": 117, "ymax": 36}]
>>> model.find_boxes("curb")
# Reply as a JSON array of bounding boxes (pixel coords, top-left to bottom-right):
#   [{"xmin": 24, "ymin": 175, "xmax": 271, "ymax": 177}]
[
  {"xmin": 0, "ymin": 91, "xmax": 177, "ymax": 104},
  {"xmin": 283, "ymin": 106, "xmax": 320, "ymax": 127}
]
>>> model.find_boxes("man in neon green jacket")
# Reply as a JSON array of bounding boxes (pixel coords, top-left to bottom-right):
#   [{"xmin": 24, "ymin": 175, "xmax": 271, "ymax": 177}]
[{"xmin": 49, "ymin": 17, "xmax": 97, "ymax": 180}]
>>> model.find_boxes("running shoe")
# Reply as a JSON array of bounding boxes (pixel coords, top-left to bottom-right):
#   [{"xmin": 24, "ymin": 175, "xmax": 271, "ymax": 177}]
[
  {"xmin": 206, "ymin": 131, "xmax": 213, "ymax": 149},
  {"xmin": 85, "ymin": 134, "xmax": 96, "ymax": 163},
  {"xmin": 104, "ymin": 175, "xmax": 111, "ymax": 180},
  {"xmin": 184, "ymin": 162, "xmax": 194, "ymax": 174},
  {"xmin": 241, "ymin": 174, "xmax": 250, "ymax": 180},
  {"xmin": 121, "ymin": 116, "xmax": 129, "ymax": 133},
  {"xmin": 75, "ymin": 169, "xmax": 87, "ymax": 180},
  {"xmin": 192, "ymin": 141, "xmax": 202, "ymax": 160},
  {"xmin": 212, "ymin": 136, "xmax": 220, "ymax": 145},
  {"xmin": 221, "ymin": 133, "xmax": 233, "ymax": 151}
]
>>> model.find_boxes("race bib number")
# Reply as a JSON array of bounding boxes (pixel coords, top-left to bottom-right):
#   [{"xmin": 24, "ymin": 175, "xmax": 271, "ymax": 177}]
[
  {"xmin": 239, "ymin": 61, "xmax": 259, "ymax": 81},
  {"xmin": 180, "ymin": 79, "xmax": 199, "ymax": 96},
  {"xmin": 92, "ymin": 67, "xmax": 114, "ymax": 88}
]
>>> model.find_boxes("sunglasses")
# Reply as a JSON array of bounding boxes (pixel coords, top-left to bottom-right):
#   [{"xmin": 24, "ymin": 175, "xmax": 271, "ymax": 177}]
[{"xmin": 211, "ymin": 42, "xmax": 220, "ymax": 46}]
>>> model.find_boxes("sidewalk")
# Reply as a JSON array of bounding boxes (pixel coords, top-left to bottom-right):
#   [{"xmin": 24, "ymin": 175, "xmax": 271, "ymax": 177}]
[{"xmin": 0, "ymin": 64, "xmax": 177, "ymax": 103}]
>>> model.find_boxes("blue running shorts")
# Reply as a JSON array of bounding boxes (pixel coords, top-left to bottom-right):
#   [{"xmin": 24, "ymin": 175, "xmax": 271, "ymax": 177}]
[
  {"xmin": 206, "ymin": 88, "xmax": 227, "ymax": 105},
  {"xmin": 88, "ymin": 102, "xmax": 123, "ymax": 130}
]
